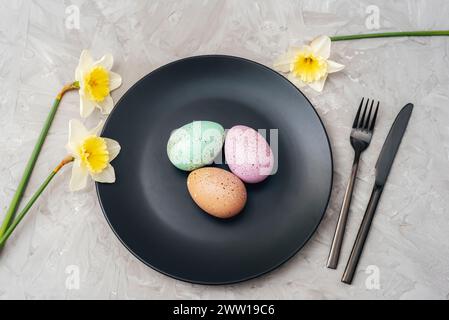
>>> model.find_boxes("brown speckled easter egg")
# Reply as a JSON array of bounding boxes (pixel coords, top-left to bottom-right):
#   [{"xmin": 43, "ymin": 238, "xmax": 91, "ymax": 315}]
[{"xmin": 187, "ymin": 167, "xmax": 247, "ymax": 219}]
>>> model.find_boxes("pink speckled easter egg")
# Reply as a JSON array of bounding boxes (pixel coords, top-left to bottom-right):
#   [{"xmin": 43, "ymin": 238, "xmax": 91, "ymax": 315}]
[{"xmin": 224, "ymin": 125, "xmax": 275, "ymax": 183}]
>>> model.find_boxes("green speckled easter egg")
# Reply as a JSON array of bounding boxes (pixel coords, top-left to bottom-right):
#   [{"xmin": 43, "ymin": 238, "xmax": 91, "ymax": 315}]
[{"xmin": 167, "ymin": 121, "xmax": 225, "ymax": 171}]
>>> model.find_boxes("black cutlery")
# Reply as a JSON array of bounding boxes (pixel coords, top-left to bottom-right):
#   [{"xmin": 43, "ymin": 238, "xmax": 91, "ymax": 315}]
[
  {"xmin": 341, "ymin": 103, "xmax": 414, "ymax": 284},
  {"xmin": 327, "ymin": 98, "xmax": 379, "ymax": 269}
]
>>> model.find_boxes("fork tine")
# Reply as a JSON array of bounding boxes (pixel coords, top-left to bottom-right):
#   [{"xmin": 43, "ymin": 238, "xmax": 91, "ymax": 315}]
[
  {"xmin": 352, "ymin": 98, "xmax": 364, "ymax": 129},
  {"xmin": 359, "ymin": 98, "xmax": 369, "ymax": 128},
  {"xmin": 369, "ymin": 101, "xmax": 380, "ymax": 131},
  {"xmin": 364, "ymin": 100, "xmax": 374, "ymax": 130}
]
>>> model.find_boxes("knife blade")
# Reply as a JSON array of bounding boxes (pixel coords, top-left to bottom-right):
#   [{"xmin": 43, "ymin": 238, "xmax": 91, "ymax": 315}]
[
  {"xmin": 342, "ymin": 103, "xmax": 413, "ymax": 284},
  {"xmin": 375, "ymin": 103, "xmax": 414, "ymax": 186}
]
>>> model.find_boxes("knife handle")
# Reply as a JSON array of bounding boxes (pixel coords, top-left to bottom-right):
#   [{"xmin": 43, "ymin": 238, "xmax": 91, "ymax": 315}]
[{"xmin": 341, "ymin": 185, "xmax": 383, "ymax": 284}]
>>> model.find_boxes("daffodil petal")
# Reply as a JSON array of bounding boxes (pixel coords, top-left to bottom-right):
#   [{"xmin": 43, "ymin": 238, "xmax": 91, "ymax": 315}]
[
  {"xmin": 310, "ymin": 35, "xmax": 331, "ymax": 59},
  {"xmin": 273, "ymin": 47, "xmax": 304, "ymax": 73},
  {"xmin": 109, "ymin": 71, "xmax": 122, "ymax": 91},
  {"xmin": 273, "ymin": 60, "xmax": 291, "ymax": 73},
  {"xmin": 97, "ymin": 95, "xmax": 114, "ymax": 114},
  {"xmin": 88, "ymin": 120, "xmax": 105, "ymax": 136},
  {"xmin": 287, "ymin": 73, "xmax": 306, "ymax": 88},
  {"xmin": 308, "ymin": 74, "xmax": 327, "ymax": 92},
  {"xmin": 273, "ymin": 61, "xmax": 291, "ymax": 73},
  {"xmin": 68, "ymin": 119, "xmax": 88, "ymax": 152},
  {"xmin": 79, "ymin": 50, "xmax": 94, "ymax": 66},
  {"xmin": 80, "ymin": 94, "xmax": 95, "ymax": 118},
  {"xmin": 75, "ymin": 50, "xmax": 94, "ymax": 82},
  {"xmin": 75, "ymin": 68, "xmax": 82, "ymax": 83},
  {"xmin": 70, "ymin": 160, "xmax": 89, "ymax": 191},
  {"xmin": 327, "ymin": 60, "xmax": 345, "ymax": 73},
  {"xmin": 104, "ymin": 138, "xmax": 121, "ymax": 161},
  {"xmin": 273, "ymin": 48, "xmax": 301, "ymax": 73},
  {"xmin": 301, "ymin": 45, "xmax": 314, "ymax": 54},
  {"xmin": 91, "ymin": 164, "xmax": 115, "ymax": 183},
  {"xmin": 288, "ymin": 47, "xmax": 303, "ymax": 55},
  {"xmin": 94, "ymin": 53, "xmax": 114, "ymax": 71}
]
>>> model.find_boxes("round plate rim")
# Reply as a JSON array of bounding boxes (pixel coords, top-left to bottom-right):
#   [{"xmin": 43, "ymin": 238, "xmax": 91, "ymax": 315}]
[{"xmin": 95, "ymin": 54, "xmax": 334, "ymax": 285}]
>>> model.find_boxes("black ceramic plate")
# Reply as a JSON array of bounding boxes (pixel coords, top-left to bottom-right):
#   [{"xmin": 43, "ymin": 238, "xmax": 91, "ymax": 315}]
[{"xmin": 97, "ymin": 55, "xmax": 332, "ymax": 284}]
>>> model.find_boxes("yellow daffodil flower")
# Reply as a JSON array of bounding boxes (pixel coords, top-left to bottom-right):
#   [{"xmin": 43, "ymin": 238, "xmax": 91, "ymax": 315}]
[
  {"xmin": 274, "ymin": 35, "xmax": 344, "ymax": 92},
  {"xmin": 66, "ymin": 119, "xmax": 121, "ymax": 191},
  {"xmin": 75, "ymin": 50, "xmax": 122, "ymax": 117}
]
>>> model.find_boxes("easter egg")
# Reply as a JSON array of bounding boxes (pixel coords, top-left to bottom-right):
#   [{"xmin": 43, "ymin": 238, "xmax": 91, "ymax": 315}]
[
  {"xmin": 167, "ymin": 121, "xmax": 224, "ymax": 171},
  {"xmin": 224, "ymin": 125, "xmax": 275, "ymax": 183},
  {"xmin": 187, "ymin": 167, "xmax": 247, "ymax": 219}
]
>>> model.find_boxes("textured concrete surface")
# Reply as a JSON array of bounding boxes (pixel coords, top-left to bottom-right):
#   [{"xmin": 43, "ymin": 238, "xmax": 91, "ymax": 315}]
[{"xmin": 0, "ymin": 0, "xmax": 448, "ymax": 299}]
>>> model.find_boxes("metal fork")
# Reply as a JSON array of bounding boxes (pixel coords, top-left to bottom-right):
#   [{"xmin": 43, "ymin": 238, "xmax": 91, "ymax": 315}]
[{"xmin": 327, "ymin": 98, "xmax": 379, "ymax": 269}]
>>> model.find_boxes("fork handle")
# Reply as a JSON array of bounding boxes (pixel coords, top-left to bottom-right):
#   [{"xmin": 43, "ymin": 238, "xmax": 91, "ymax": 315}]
[
  {"xmin": 341, "ymin": 185, "xmax": 383, "ymax": 284},
  {"xmin": 327, "ymin": 152, "xmax": 360, "ymax": 269}
]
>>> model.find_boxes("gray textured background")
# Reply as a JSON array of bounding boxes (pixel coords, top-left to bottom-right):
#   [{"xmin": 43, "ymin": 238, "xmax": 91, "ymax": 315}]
[{"xmin": 0, "ymin": 0, "xmax": 448, "ymax": 299}]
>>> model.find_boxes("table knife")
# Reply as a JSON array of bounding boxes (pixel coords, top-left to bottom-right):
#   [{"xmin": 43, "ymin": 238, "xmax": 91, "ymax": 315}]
[{"xmin": 341, "ymin": 103, "xmax": 413, "ymax": 284}]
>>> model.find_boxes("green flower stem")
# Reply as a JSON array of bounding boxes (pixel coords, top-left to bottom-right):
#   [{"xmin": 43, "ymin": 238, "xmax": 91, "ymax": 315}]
[
  {"xmin": 330, "ymin": 30, "xmax": 449, "ymax": 41},
  {"xmin": 0, "ymin": 156, "xmax": 74, "ymax": 247},
  {"xmin": 0, "ymin": 82, "xmax": 79, "ymax": 242}
]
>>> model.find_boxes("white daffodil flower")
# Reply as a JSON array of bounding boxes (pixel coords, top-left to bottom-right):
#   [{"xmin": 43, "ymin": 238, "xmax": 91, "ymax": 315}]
[
  {"xmin": 75, "ymin": 50, "xmax": 122, "ymax": 117},
  {"xmin": 67, "ymin": 119, "xmax": 121, "ymax": 191},
  {"xmin": 273, "ymin": 35, "xmax": 345, "ymax": 92}
]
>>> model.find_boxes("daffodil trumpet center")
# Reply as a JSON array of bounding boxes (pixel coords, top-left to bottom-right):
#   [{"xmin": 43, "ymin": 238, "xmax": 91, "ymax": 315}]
[
  {"xmin": 291, "ymin": 52, "xmax": 328, "ymax": 83},
  {"xmin": 83, "ymin": 66, "xmax": 110, "ymax": 102},
  {"xmin": 77, "ymin": 136, "xmax": 109, "ymax": 173}
]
